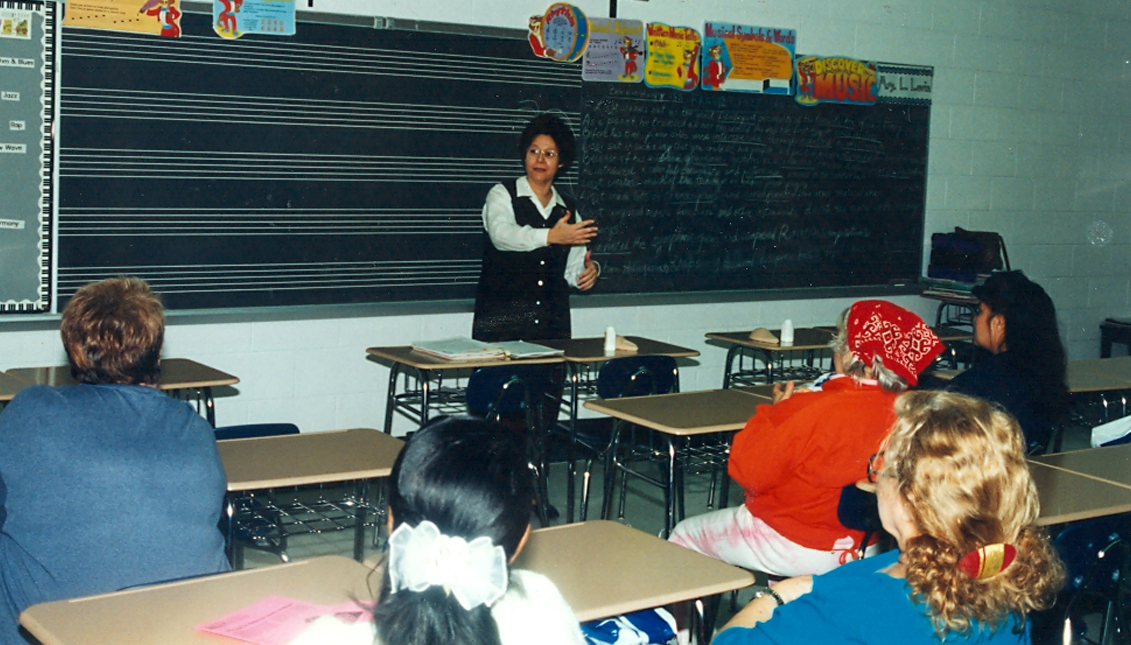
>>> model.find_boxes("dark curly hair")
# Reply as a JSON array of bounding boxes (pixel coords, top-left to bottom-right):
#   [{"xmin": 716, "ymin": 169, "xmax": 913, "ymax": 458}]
[{"xmin": 517, "ymin": 113, "xmax": 576, "ymax": 174}]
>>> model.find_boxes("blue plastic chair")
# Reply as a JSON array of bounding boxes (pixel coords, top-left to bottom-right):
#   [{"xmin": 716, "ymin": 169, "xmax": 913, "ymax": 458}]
[
  {"xmin": 1052, "ymin": 514, "xmax": 1131, "ymax": 645},
  {"xmin": 588, "ymin": 356, "xmax": 687, "ymax": 535},
  {"xmin": 466, "ymin": 364, "xmax": 556, "ymax": 526}
]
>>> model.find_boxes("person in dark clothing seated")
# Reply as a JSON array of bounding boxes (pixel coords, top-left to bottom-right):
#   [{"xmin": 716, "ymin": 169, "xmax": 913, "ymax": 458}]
[
  {"xmin": 0, "ymin": 278, "xmax": 230, "ymax": 644},
  {"xmin": 944, "ymin": 271, "xmax": 1069, "ymax": 454}
]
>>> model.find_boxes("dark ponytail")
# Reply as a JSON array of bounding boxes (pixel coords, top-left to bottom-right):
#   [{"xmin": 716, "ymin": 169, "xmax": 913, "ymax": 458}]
[{"xmin": 373, "ymin": 415, "xmax": 535, "ymax": 645}]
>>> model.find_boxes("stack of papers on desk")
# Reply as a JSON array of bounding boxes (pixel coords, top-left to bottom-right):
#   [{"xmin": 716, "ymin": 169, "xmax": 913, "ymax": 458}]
[
  {"xmin": 411, "ymin": 337, "xmax": 505, "ymax": 361},
  {"xmin": 410, "ymin": 338, "xmax": 564, "ymax": 361}
]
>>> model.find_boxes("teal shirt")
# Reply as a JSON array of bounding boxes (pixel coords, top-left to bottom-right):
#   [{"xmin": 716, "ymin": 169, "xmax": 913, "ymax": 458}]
[{"xmin": 713, "ymin": 550, "xmax": 1028, "ymax": 645}]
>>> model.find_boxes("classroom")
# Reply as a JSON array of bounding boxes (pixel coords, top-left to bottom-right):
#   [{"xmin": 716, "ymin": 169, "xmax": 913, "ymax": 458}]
[{"xmin": 0, "ymin": 0, "xmax": 1129, "ymax": 642}]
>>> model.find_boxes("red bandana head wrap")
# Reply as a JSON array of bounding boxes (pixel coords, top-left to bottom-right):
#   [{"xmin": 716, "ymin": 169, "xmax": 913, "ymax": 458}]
[{"xmin": 847, "ymin": 300, "xmax": 944, "ymax": 386}]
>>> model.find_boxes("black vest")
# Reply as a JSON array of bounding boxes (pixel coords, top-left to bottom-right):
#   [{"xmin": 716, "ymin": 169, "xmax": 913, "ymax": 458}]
[{"xmin": 472, "ymin": 180, "xmax": 574, "ymax": 342}]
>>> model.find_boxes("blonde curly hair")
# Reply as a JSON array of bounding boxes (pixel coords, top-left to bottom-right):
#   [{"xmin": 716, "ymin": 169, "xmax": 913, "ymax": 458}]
[{"xmin": 881, "ymin": 390, "xmax": 1064, "ymax": 637}]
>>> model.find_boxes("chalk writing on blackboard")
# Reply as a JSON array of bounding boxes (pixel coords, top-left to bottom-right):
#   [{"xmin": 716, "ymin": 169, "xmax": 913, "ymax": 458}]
[{"xmin": 578, "ymin": 82, "xmax": 927, "ymax": 293}]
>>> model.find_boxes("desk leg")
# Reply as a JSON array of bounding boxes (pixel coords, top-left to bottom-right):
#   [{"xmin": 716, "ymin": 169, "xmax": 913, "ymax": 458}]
[
  {"xmin": 722, "ymin": 345, "xmax": 741, "ymax": 389},
  {"xmin": 759, "ymin": 349, "xmax": 774, "ymax": 384},
  {"xmin": 383, "ymin": 364, "xmax": 401, "ymax": 434},
  {"xmin": 203, "ymin": 387, "xmax": 217, "ymax": 427},
  {"xmin": 567, "ymin": 364, "xmax": 580, "ymax": 524},
  {"xmin": 664, "ymin": 436, "xmax": 678, "ymax": 539},
  {"xmin": 692, "ymin": 595, "xmax": 721, "ymax": 645},
  {"xmin": 418, "ymin": 368, "xmax": 432, "ymax": 427},
  {"xmin": 354, "ymin": 479, "xmax": 371, "ymax": 561},
  {"xmin": 223, "ymin": 494, "xmax": 237, "ymax": 569}
]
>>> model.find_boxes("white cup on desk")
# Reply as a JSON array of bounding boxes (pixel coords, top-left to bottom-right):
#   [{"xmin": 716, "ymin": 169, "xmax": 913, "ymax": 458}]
[{"xmin": 780, "ymin": 319, "xmax": 795, "ymax": 347}]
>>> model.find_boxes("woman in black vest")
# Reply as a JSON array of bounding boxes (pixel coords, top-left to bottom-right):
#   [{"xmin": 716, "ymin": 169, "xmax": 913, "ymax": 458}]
[{"xmin": 472, "ymin": 114, "xmax": 599, "ymax": 342}]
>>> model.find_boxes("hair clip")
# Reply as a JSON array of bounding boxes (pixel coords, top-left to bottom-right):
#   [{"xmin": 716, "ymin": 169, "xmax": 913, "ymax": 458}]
[{"xmin": 958, "ymin": 543, "xmax": 1016, "ymax": 580}]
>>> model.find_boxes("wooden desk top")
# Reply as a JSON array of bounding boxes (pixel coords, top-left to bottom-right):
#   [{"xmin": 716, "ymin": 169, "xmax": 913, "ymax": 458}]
[
  {"xmin": 365, "ymin": 345, "xmax": 564, "ymax": 371},
  {"xmin": 0, "ymin": 372, "xmax": 30, "ymax": 402},
  {"xmin": 536, "ymin": 336, "xmax": 700, "ymax": 363},
  {"xmin": 706, "ymin": 328, "xmax": 834, "ymax": 352},
  {"xmin": 19, "ymin": 555, "xmax": 375, "ymax": 645},
  {"xmin": 584, "ymin": 388, "xmax": 764, "ymax": 436},
  {"xmin": 1031, "ymin": 443, "xmax": 1131, "ymax": 491},
  {"xmin": 515, "ymin": 520, "xmax": 753, "ymax": 622},
  {"xmin": 220, "ymin": 428, "xmax": 403, "ymax": 491},
  {"xmin": 1030, "ymin": 461, "xmax": 1131, "ymax": 525},
  {"xmin": 1067, "ymin": 357, "xmax": 1131, "ymax": 393},
  {"xmin": 6, "ymin": 358, "xmax": 239, "ymax": 391}
]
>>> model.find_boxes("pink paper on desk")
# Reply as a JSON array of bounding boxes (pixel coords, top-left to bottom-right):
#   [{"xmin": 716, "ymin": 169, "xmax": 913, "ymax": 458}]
[{"xmin": 196, "ymin": 595, "xmax": 373, "ymax": 645}]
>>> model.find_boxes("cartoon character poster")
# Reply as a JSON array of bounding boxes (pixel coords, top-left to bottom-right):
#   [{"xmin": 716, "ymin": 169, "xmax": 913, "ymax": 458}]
[
  {"xmin": 643, "ymin": 23, "xmax": 701, "ymax": 91},
  {"xmin": 63, "ymin": 0, "xmax": 182, "ymax": 37},
  {"xmin": 795, "ymin": 55, "xmax": 877, "ymax": 106},
  {"xmin": 701, "ymin": 23, "xmax": 795, "ymax": 94},
  {"xmin": 582, "ymin": 18, "xmax": 643, "ymax": 82},
  {"xmin": 213, "ymin": 0, "xmax": 294, "ymax": 39},
  {"xmin": 527, "ymin": 3, "xmax": 589, "ymax": 62}
]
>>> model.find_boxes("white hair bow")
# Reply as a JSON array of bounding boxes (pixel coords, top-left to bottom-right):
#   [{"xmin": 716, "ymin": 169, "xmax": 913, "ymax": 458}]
[{"xmin": 387, "ymin": 520, "xmax": 508, "ymax": 610}]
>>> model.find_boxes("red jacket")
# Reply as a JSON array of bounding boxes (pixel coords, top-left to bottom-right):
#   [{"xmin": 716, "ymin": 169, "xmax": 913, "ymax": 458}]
[{"xmin": 728, "ymin": 377, "xmax": 897, "ymax": 550}]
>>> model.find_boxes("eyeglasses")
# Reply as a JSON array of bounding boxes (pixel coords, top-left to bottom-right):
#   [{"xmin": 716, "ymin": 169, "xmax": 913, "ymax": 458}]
[
  {"xmin": 867, "ymin": 451, "xmax": 885, "ymax": 484},
  {"xmin": 527, "ymin": 147, "xmax": 558, "ymax": 159}
]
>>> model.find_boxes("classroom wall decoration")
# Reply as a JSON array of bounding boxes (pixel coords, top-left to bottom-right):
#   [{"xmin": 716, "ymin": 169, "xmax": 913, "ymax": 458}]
[
  {"xmin": 582, "ymin": 17, "xmax": 642, "ymax": 83},
  {"xmin": 795, "ymin": 56, "xmax": 877, "ymax": 106},
  {"xmin": 644, "ymin": 23, "xmax": 700, "ymax": 91},
  {"xmin": 0, "ymin": 0, "xmax": 52, "ymax": 312},
  {"xmin": 63, "ymin": 0, "xmax": 183, "ymax": 37},
  {"xmin": 529, "ymin": 3, "xmax": 588, "ymax": 62},
  {"xmin": 701, "ymin": 23, "xmax": 795, "ymax": 94},
  {"xmin": 875, "ymin": 63, "xmax": 933, "ymax": 104},
  {"xmin": 213, "ymin": 0, "xmax": 294, "ymax": 39}
]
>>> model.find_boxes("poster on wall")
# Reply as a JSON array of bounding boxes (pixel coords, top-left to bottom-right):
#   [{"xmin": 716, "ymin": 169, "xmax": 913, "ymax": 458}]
[
  {"xmin": 583, "ymin": 18, "xmax": 643, "ymax": 82},
  {"xmin": 527, "ymin": 3, "xmax": 588, "ymax": 62},
  {"xmin": 701, "ymin": 23, "xmax": 796, "ymax": 93},
  {"xmin": 213, "ymin": 0, "xmax": 295, "ymax": 39},
  {"xmin": 875, "ymin": 63, "xmax": 933, "ymax": 104},
  {"xmin": 643, "ymin": 23, "xmax": 700, "ymax": 91},
  {"xmin": 0, "ymin": 0, "xmax": 52, "ymax": 312},
  {"xmin": 795, "ymin": 55, "xmax": 877, "ymax": 106},
  {"xmin": 63, "ymin": 0, "xmax": 182, "ymax": 37}
]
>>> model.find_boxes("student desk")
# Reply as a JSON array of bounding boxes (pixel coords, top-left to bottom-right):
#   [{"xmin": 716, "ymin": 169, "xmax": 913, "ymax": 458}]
[
  {"xmin": 19, "ymin": 555, "xmax": 374, "ymax": 645},
  {"xmin": 365, "ymin": 345, "xmax": 564, "ymax": 433},
  {"xmin": 536, "ymin": 336, "xmax": 701, "ymax": 523},
  {"xmin": 1029, "ymin": 461, "xmax": 1131, "ymax": 525},
  {"xmin": 6, "ymin": 358, "xmax": 239, "ymax": 426},
  {"xmin": 518, "ymin": 520, "xmax": 753, "ymax": 641},
  {"xmin": 218, "ymin": 428, "xmax": 404, "ymax": 564},
  {"xmin": 583, "ymin": 388, "xmax": 771, "ymax": 536},
  {"xmin": 0, "ymin": 371, "xmax": 29, "ymax": 405},
  {"xmin": 1066, "ymin": 357, "xmax": 1131, "ymax": 394},
  {"xmin": 706, "ymin": 328, "xmax": 835, "ymax": 388},
  {"xmin": 1031, "ymin": 443, "xmax": 1131, "ymax": 493}
]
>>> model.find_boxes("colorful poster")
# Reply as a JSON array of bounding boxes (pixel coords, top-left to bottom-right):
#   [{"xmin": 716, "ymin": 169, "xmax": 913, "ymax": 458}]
[
  {"xmin": 875, "ymin": 63, "xmax": 933, "ymax": 105},
  {"xmin": 213, "ymin": 0, "xmax": 294, "ymax": 39},
  {"xmin": 528, "ymin": 3, "xmax": 588, "ymax": 62},
  {"xmin": 795, "ymin": 55, "xmax": 877, "ymax": 106},
  {"xmin": 583, "ymin": 18, "xmax": 643, "ymax": 82},
  {"xmin": 0, "ymin": 9, "xmax": 32, "ymax": 38},
  {"xmin": 63, "ymin": 0, "xmax": 182, "ymax": 37},
  {"xmin": 701, "ymin": 23, "xmax": 795, "ymax": 94},
  {"xmin": 644, "ymin": 23, "xmax": 701, "ymax": 91}
]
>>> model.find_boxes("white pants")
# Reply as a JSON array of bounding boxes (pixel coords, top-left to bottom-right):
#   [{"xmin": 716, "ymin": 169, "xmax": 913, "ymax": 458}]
[{"xmin": 668, "ymin": 505, "xmax": 874, "ymax": 578}]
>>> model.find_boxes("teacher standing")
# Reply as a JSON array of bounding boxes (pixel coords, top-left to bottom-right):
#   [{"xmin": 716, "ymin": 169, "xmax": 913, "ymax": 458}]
[{"xmin": 472, "ymin": 114, "xmax": 599, "ymax": 342}]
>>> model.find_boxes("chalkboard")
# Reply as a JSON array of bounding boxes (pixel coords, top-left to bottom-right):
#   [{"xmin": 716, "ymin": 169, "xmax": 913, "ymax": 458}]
[
  {"xmin": 577, "ymin": 83, "xmax": 928, "ymax": 294},
  {"xmin": 57, "ymin": 12, "xmax": 580, "ymax": 309},
  {"xmin": 55, "ymin": 12, "xmax": 929, "ymax": 311}
]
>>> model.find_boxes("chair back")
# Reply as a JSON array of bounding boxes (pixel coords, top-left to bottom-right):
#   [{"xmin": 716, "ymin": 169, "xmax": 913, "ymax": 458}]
[
  {"xmin": 836, "ymin": 484, "xmax": 881, "ymax": 557},
  {"xmin": 214, "ymin": 423, "xmax": 299, "ymax": 441},
  {"xmin": 466, "ymin": 364, "xmax": 555, "ymax": 420},
  {"xmin": 596, "ymin": 356, "xmax": 679, "ymax": 400}
]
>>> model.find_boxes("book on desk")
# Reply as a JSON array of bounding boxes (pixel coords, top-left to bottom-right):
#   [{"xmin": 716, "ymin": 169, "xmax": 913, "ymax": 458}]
[{"xmin": 411, "ymin": 338, "xmax": 564, "ymax": 361}]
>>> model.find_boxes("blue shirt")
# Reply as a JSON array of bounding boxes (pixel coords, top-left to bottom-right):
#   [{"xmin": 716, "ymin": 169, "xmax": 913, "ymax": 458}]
[
  {"xmin": 712, "ymin": 550, "xmax": 1028, "ymax": 645},
  {"xmin": 0, "ymin": 384, "xmax": 230, "ymax": 643}
]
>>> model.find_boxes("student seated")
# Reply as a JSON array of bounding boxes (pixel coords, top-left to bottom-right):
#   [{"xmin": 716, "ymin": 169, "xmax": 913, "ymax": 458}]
[
  {"xmin": 289, "ymin": 415, "xmax": 585, "ymax": 645},
  {"xmin": 713, "ymin": 390, "xmax": 1065, "ymax": 645},
  {"xmin": 0, "ymin": 278, "xmax": 229, "ymax": 643},
  {"xmin": 670, "ymin": 301, "xmax": 943, "ymax": 577},
  {"xmin": 940, "ymin": 271, "xmax": 1069, "ymax": 455}
]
